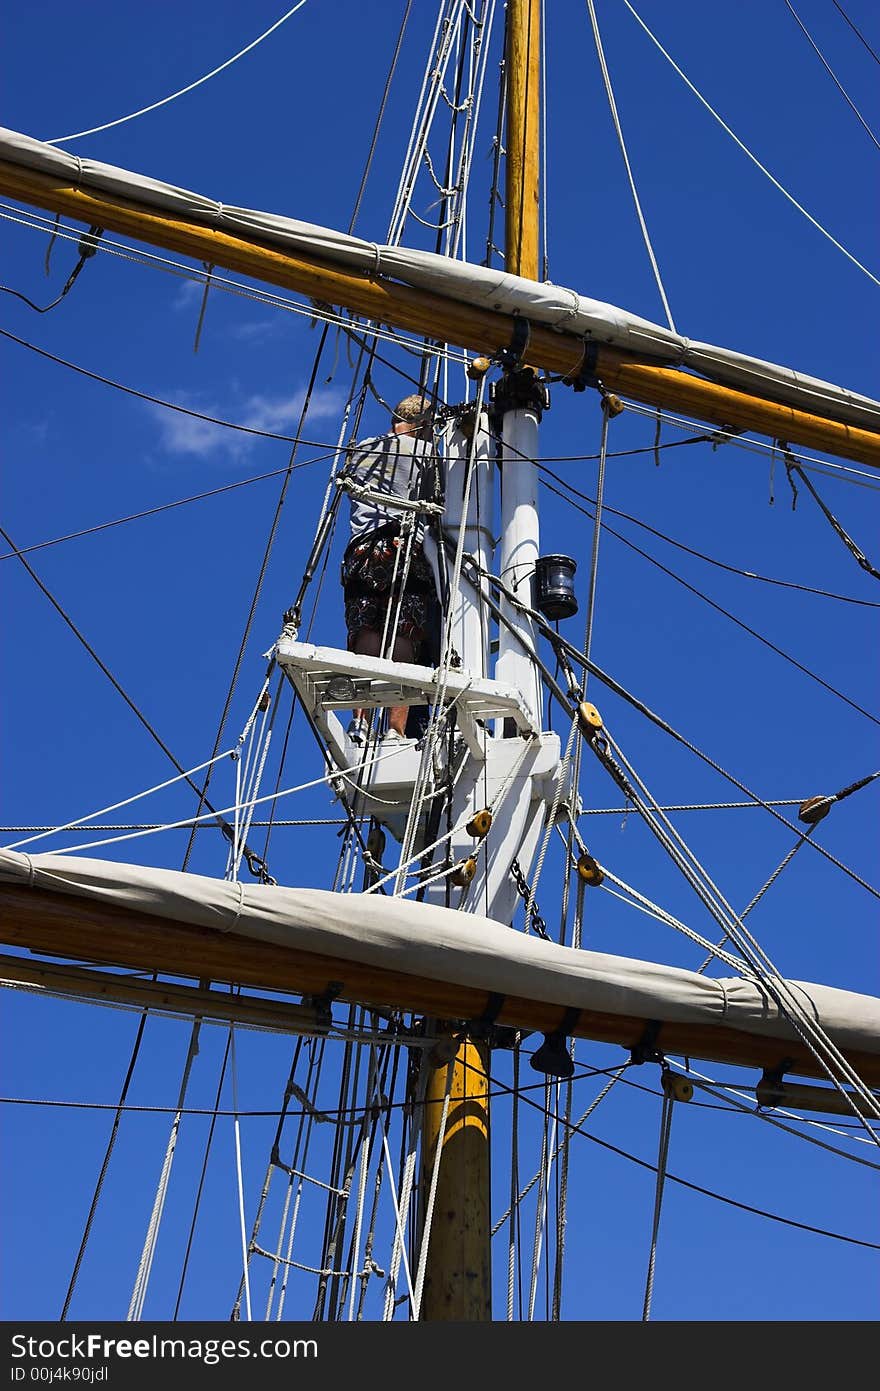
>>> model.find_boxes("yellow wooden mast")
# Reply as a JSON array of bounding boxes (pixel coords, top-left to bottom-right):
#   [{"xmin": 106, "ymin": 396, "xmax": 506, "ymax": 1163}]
[{"xmin": 419, "ymin": 0, "xmax": 544, "ymax": 1322}]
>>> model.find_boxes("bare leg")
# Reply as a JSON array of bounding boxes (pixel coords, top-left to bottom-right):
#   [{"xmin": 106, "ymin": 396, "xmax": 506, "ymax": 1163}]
[{"xmin": 350, "ymin": 628, "xmax": 415, "ymax": 734}]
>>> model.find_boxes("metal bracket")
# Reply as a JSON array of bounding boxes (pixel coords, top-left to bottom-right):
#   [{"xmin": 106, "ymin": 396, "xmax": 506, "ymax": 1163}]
[
  {"xmin": 490, "ymin": 364, "xmax": 549, "ymax": 424},
  {"xmin": 530, "ymin": 1006, "xmax": 581, "ymax": 1078},
  {"xmin": 630, "ymin": 1019, "xmax": 664, "ymax": 1066},
  {"xmin": 303, "ymin": 981, "xmax": 343, "ymax": 1029},
  {"xmin": 563, "ymin": 338, "xmax": 600, "ymax": 393},
  {"xmin": 494, "ymin": 314, "xmax": 531, "ymax": 371},
  {"xmin": 755, "ymin": 1057, "xmax": 795, "ymax": 1109}
]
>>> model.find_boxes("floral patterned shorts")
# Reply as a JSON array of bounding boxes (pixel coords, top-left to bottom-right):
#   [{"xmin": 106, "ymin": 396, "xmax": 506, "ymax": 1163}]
[{"xmin": 342, "ymin": 526, "xmax": 434, "ymax": 654}]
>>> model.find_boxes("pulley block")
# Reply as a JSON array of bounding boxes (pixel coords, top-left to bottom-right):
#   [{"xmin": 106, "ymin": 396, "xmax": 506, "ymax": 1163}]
[
  {"xmin": 467, "ymin": 808, "xmax": 493, "ymax": 839},
  {"xmin": 576, "ymin": 852, "xmax": 604, "ymax": 886},
  {"xmin": 451, "ymin": 856, "xmax": 478, "ymax": 887},
  {"xmin": 662, "ymin": 1072, "xmax": 694, "ymax": 1103},
  {"xmin": 577, "ymin": 701, "xmax": 603, "ymax": 741}
]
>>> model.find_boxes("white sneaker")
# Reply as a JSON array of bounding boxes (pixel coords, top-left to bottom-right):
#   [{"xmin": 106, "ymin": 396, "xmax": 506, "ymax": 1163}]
[
  {"xmin": 346, "ymin": 717, "xmax": 368, "ymax": 745},
  {"xmin": 381, "ymin": 728, "xmax": 415, "ymax": 746}
]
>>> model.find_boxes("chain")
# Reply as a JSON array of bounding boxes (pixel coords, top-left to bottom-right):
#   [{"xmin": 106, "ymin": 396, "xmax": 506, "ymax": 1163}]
[{"xmin": 510, "ymin": 857, "xmax": 550, "ymax": 940}]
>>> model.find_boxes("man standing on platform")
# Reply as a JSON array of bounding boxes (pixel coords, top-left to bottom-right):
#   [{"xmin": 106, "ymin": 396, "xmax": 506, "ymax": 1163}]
[{"xmin": 341, "ymin": 394, "xmax": 439, "ymax": 745}]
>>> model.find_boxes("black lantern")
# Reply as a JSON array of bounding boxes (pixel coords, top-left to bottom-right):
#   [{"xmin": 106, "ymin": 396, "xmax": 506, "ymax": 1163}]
[{"xmin": 533, "ymin": 554, "xmax": 578, "ymax": 621}]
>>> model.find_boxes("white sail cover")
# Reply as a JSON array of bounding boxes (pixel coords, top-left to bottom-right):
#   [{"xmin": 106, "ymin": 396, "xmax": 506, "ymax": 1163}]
[
  {"xmin": 2, "ymin": 848, "xmax": 878, "ymax": 1054},
  {"xmin": 2, "ymin": 126, "xmax": 878, "ymax": 434}
]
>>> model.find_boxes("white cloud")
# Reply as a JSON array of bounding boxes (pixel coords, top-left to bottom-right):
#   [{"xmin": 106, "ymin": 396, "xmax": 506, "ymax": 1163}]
[
  {"xmin": 172, "ymin": 279, "xmax": 204, "ymax": 311},
  {"xmin": 228, "ymin": 318, "xmax": 283, "ymax": 343},
  {"xmin": 148, "ymin": 386, "xmax": 343, "ymax": 463}
]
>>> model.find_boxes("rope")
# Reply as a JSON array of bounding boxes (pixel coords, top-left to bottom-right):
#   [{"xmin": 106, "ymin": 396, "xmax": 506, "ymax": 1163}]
[
  {"xmin": 492, "ymin": 1066, "xmax": 628, "ymax": 1236},
  {"xmin": 0, "ymin": 524, "xmax": 256, "ymax": 858},
  {"xmin": 173, "ymin": 1030, "xmax": 233, "ymax": 1318},
  {"xmin": 597, "ymin": 728, "xmax": 880, "ymax": 1129},
  {"xmin": 47, "ymin": 743, "xmax": 406, "ymax": 857},
  {"xmin": 526, "ymin": 397, "xmax": 612, "ymax": 927},
  {"xmin": 228, "ymin": 1025, "xmax": 252, "ymax": 1321},
  {"xmin": 47, "ymin": 2, "xmax": 310, "ymax": 143},
  {"xmin": 784, "ymin": 0, "xmax": 880, "ymax": 149},
  {"xmin": 585, "ymin": 0, "xmax": 676, "ymax": 330},
  {"xmin": 785, "ymin": 458, "xmax": 880, "ymax": 581},
  {"xmin": 0, "ymin": 225, "xmax": 103, "ymax": 313},
  {"xmin": 831, "ymin": 0, "xmax": 880, "ymax": 65},
  {"xmin": 411, "ymin": 1059, "xmax": 455, "ymax": 1319},
  {"xmin": 621, "ymin": 0, "xmax": 880, "ymax": 286},
  {"xmin": 696, "ymin": 830, "xmax": 813, "ymax": 974},
  {"xmin": 347, "ymin": 0, "xmax": 414, "ymax": 235},
  {"xmin": 641, "ymin": 1086, "xmax": 674, "ymax": 1321},
  {"xmin": 127, "ymin": 1019, "xmax": 202, "ymax": 1320},
  {"xmin": 537, "ymin": 461, "xmax": 880, "ymax": 607},
  {"xmin": 455, "ymin": 549, "xmax": 880, "ymax": 902},
  {"xmin": 3, "ymin": 747, "xmax": 235, "ymax": 852},
  {"xmin": 536, "ymin": 479, "xmax": 880, "ymax": 727},
  {"xmin": 59, "ymin": 1010, "xmax": 150, "ymax": 1320},
  {"xmin": 526, "ymin": 1085, "xmax": 554, "ymax": 1320},
  {"xmin": 506, "ymin": 1043, "xmax": 521, "ymax": 1319}
]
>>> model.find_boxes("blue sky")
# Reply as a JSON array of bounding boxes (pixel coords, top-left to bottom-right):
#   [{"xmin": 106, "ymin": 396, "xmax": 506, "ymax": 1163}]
[{"xmin": 1, "ymin": 0, "xmax": 878, "ymax": 1323}]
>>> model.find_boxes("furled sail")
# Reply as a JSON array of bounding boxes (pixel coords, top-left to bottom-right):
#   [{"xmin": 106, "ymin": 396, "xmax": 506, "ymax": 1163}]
[
  {"xmin": 1, "ymin": 125, "xmax": 878, "ymax": 433},
  {"xmin": 2, "ymin": 849, "xmax": 879, "ymax": 1085}
]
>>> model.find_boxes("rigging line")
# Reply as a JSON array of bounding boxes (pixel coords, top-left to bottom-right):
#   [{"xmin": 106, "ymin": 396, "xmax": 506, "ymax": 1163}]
[
  {"xmin": 172, "ymin": 1027, "xmax": 233, "ymax": 1320},
  {"xmin": 784, "ymin": 0, "xmax": 880, "ymax": 149},
  {"xmin": 678, "ymin": 1070, "xmax": 880, "ymax": 1171},
  {"xmin": 606, "ymin": 727, "xmax": 873, "ymax": 1048},
  {"xmin": 128, "ymin": 1017, "xmax": 203, "ymax": 1321},
  {"xmin": 0, "ymin": 804, "xmax": 813, "ymax": 831},
  {"xmin": 537, "ymin": 462, "xmax": 880, "ymax": 607},
  {"xmin": 0, "ymin": 225, "xmax": 103, "ymax": 313},
  {"xmin": 459, "ymin": 555, "xmax": 880, "ymax": 900},
  {"xmin": 485, "ymin": 409, "xmax": 880, "ymax": 590},
  {"xmin": 599, "ymin": 729, "xmax": 880, "ymax": 1126},
  {"xmin": 46, "ymin": 743, "xmax": 408, "ymax": 856},
  {"xmin": 615, "ymin": 398, "xmax": 880, "ymax": 486},
  {"xmin": 0, "ymin": 212, "xmax": 463, "ymax": 372},
  {"xmin": 0, "ymin": 456, "xmax": 331, "ymax": 562},
  {"xmin": 786, "ymin": 458, "xmax": 880, "ymax": 580},
  {"xmin": 387, "ymin": 0, "xmax": 464, "ymax": 243},
  {"xmin": 584, "ymin": 0, "xmax": 676, "ymax": 331},
  {"xmin": 47, "ymin": 1, "xmax": 311, "ymax": 143},
  {"xmin": 9, "ymin": 1071, "xmax": 876, "ymax": 1155},
  {"xmin": 596, "ymin": 871, "xmax": 750, "ymax": 973},
  {"xmin": 527, "ymin": 399, "xmax": 614, "ymax": 928},
  {"xmin": 59, "ymin": 1008, "xmax": 150, "ymax": 1321},
  {"xmin": 492, "ymin": 1067, "xmax": 628, "ymax": 1237},
  {"xmin": 0, "ymin": 324, "xmax": 349, "ymax": 447},
  {"xmin": 621, "ymin": 0, "xmax": 880, "ymax": 286},
  {"xmin": 0, "ymin": 523, "xmax": 253, "ymax": 851},
  {"xmin": 695, "ymin": 828, "xmax": 815, "ymax": 975},
  {"xmin": 8, "ymin": 316, "xmax": 869, "ymax": 488},
  {"xmin": 347, "ymin": 0, "xmax": 413, "ymax": 235},
  {"xmin": 228, "ymin": 1023, "xmax": 252, "ymax": 1322},
  {"xmin": 538, "ymin": 478, "xmax": 880, "ymax": 728},
  {"xmin": 481, "ymin": 1063, "xmax": 880, "ymax": 1250},
  {"xmin": 179, "ymin": 321, "xmax": 335, "ymax": 876},
  {"xmin": 641, "ymin": 1087, "xmax": 673, "ymax": 1322},
  {"xmin": 3, "ymin": 747, "xmax": 237, "ymax": 853},
  {"xmin": 831, "ymin": 0, "xmax": 880, "ymax": 66}
]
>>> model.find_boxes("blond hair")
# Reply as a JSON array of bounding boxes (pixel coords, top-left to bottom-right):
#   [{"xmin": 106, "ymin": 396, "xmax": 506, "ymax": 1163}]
[{"xmin": 392, "ymin": 394, "xmax": 432, "ymax": 424}]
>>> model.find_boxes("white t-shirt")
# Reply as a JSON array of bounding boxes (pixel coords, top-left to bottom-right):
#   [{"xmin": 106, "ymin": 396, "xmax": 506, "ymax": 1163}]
[{"xmin": 346, "ymin": 431, "xmax": 431, "ymax": 542}]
